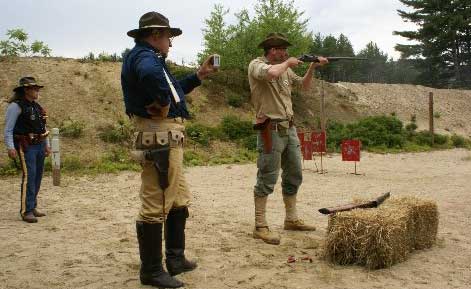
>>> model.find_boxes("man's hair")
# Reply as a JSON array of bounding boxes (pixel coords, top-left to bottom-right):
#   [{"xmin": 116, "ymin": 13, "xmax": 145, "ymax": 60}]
[
  {"xmin": 7, "ymin": 88, "xmax": 25, "ymax": 103},
  {"xmin": 264, "ymin": 47, "xmax": 272, "ymax": 56}
]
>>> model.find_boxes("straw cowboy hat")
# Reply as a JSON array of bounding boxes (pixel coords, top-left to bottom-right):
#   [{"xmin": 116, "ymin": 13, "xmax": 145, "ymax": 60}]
[
  {"xmin": 13, "ymin": 76, "xmax": 44, "ymax": 92},
  {"xmin": 127, "ymin": 11, "xmax": 182, "ymax": 38},
  {"xmin": 257, "ymin": 32, "xmax": 292, "ymax": 49}
]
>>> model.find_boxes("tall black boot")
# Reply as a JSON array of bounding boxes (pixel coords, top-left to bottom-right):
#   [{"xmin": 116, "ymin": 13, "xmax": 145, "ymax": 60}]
[
  {"xmin": 136, "ymin": 221, "xmax": 184, "ymax": 288},
  {"xmin": 165, "ymin": 207, "xmax": 198, "ymax": 276}
]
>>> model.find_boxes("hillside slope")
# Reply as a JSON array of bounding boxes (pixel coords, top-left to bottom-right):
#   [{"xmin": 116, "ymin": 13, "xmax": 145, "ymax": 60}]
[{"xmin": 1, "ymin": 57, "xmax": 470, "ymax": 166}]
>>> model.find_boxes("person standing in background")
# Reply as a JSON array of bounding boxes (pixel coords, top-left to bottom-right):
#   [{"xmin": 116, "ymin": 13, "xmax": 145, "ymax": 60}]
[{"xmin": 4, "ymin": 76, "xmax": 51, "ymax": 223}]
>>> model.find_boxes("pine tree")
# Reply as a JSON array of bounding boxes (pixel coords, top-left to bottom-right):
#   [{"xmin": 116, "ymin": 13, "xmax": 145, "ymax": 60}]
[{"xmin": 394, "ymin": 0, "xmax": 471, "ymax": 88}]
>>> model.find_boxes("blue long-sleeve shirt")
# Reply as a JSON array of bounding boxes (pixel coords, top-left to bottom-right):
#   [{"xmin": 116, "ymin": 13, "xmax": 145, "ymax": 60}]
[
  {"xmin": 4, "ymin": 102, "xmax": 21, "ymax": 149},
  {"xmin": 121, "ymin": 41, "xmax": 201, "ymax": 119}
]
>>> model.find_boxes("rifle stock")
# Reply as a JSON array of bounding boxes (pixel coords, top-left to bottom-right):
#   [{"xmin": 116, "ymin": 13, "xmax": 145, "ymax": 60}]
[{"xmin": 318, "ymin": 192, "xmax": 391, "ymax": 215}]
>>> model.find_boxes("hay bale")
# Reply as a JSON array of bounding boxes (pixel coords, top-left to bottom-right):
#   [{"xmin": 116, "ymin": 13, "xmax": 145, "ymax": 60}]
[
  {"xmin": 324, "ymin": 196, "xmax": 438, "ymax": 269},
  {"xmin": 389, "ymin": 197, "xmax": 439, "ymax": 249}
]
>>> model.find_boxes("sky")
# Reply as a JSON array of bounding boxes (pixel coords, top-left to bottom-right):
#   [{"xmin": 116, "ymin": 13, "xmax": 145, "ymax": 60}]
[{"xmin": 0, "ymin": 0, "xmax": 417, "ymax": 64}]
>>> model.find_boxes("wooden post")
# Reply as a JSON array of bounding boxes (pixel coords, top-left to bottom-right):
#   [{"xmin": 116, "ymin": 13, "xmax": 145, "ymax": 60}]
[
  {"xmin": 429, "ymin": 92, "xmax": 434, "ymax": 146},
  {"xmin": 51, "ymin": 128, "xmax": 61, "ymax": 186},
  {"xmin": 320, "ymin": 80, "xmax": 326, "ymax": 132}
]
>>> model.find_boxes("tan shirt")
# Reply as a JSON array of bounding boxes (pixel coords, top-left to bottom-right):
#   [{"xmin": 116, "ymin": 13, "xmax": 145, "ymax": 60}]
[{"xmin": 248, "ymin": 56, "xmax": 303, "ymax": 122}]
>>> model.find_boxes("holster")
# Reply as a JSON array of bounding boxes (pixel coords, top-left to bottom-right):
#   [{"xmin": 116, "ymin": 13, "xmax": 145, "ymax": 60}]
[
  {"xmin": 14, "ymin": 131, "xmax": 49, "ymax": 151},
  {"xmin": 253, "ymin": 119, "xmax": 272, "ymax": 154},
  {"xmin": 144, "ymin": 146, "xmax": 170, "ymax": 190}
]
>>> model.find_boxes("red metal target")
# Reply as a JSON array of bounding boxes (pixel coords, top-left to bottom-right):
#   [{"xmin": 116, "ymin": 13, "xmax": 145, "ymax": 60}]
[
  {"xmin": 297, "ymin": 132, "xmax": 313, "ymax": 160},
  {"xmin": 311, "ymin": 131, "xmax": 326, "ymax": 153},
  {"xmin": 341, "ymin": 140, "xmax": 361, "ymax": 162}
]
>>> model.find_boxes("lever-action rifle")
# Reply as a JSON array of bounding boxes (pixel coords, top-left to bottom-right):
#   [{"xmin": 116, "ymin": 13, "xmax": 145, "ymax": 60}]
[
  {"xmin": 298, "ymin": 54, "xmax": 368, "ymax": 63},
  {"xmin": 318, "ymin": 192, "xmax": 391, "ymax": 215}
]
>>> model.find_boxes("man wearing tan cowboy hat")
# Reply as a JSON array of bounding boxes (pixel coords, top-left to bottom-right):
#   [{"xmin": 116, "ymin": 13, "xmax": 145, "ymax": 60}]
[
  {"xmin": 3, "ymin": 76, "xmax": 51, "ymax": 223},
  {"xmin": 248, "ymin": 32, "xmax": 328, "ymax": 245},
  {"xmin": 121, "ymin": 11, "xmax": 217, "ymax": 288}
]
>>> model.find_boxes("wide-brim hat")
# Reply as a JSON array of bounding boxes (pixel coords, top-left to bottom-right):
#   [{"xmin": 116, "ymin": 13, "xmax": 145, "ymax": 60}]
[
  {"xmin": 127, "ymin": 11, "xmax": 182, "ymax": 38},
  {"xmin": 13, "ymin": 76, "xmax": 44, "ymax": 92},
  {"xmin": 258, "ymin": 32, "xmax": 292, "ymax": 49}
]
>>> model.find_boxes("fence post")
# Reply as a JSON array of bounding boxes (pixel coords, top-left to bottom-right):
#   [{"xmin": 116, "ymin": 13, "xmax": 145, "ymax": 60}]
[
  {"xmin": 320, "ymin": 80, "xmax": 326, "ymax": 132},
  {"xmin": 51, "ymin": 128, "xmax": 61, "ymax": 186},
  {"xmin": 429, "ymin": 92, "xmax": 434, "ymax": 146}
]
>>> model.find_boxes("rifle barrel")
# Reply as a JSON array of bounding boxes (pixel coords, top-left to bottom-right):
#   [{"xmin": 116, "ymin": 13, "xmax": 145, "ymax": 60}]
[
  {"xmin": 327, "ymin": 57, "xmax": 368, "ymax": 62},
  {"xmin": 298, "ymin": 54, "xmax": 367, "ymax": 63}
]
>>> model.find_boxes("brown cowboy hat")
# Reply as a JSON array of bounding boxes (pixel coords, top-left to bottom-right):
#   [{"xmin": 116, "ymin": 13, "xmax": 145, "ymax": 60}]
[
  {"xmin": 127, "ymin": 11, "xmax": 182, "ymax": 38},
  {"xmin": 257, "ymin": 32, "xmax": 292, "ymax": 49},
  {"xmin": 13, "ymin": 76, "xmax": 44, "ymax": 92}
]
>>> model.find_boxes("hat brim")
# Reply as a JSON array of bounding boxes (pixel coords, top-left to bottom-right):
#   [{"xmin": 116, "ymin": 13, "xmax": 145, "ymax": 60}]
[
  {"xmin": 258, "ymin": 38, "xmax": 292, "ymax": 49},
  {"xmin": 13, "ymin": 84, "xmax": 44, "ymax": 92},
  {"xmin": 127, "ymin": 27, "xmax": 182, "ymax": 38}
]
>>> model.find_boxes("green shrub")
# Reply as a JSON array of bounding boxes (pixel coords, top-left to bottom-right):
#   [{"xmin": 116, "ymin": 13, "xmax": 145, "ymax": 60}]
[
  {"xmin": 168, "ymin": 63, "xmax": 194, "ymax": 80},
  {"xmin": 226, "ymin": 92, "xmax": 245, "ymax": 108},
  {"xmin": 241, "ymin": 135, "xmax": 257, "ymax": 151},
  {"xmin": 414, "ymin": 131, "xmax": 448, "ymax": 146},
  {"xmin": 219, "ymin": 115, "xmax": 253, "ymax": 140},
  {"xmin": 348, "ymin": 115, "xmax": 405, "ymax": 148},
  {"xmin": 451, "ymin": 134, "xmax": 466, "ymax": 148},
  {"xmin": 405, "ymin": 122, "xmax": 418, "ymax": 132},
  {"xmin": 98, "ymin": 119, "xmax": 134, "ymax": 144},
  {"xmin": 186, "ymin": 123, "xmax": 212, "ymax": 146},
  {"xmin": 326, "ymin": 120, "xmax": 348, "ymax": 151},
  {"xmin": 59, "ymin": 118, "xmax": 85, "ymax": 138}
]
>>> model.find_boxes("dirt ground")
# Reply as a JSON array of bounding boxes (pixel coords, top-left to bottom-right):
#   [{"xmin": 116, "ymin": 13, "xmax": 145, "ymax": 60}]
[{"xmin": 1, "ymin": 149, "xmax": 470, "ymax": 289}]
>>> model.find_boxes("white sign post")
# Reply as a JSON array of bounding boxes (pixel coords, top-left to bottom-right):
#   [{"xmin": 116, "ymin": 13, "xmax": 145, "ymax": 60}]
[{"xmin": 51, "ymin": 128, "xmax": 61, "ymax": 186}]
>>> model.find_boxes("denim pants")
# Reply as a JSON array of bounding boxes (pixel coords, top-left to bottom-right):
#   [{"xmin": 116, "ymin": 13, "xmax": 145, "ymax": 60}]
[
  {"xmin": 17, "ymin": 141, "xmax": 46, "ymax": 216},
  {"xmin": 254, "ymin": 126, "xmax": 303, "ymax": 197}
]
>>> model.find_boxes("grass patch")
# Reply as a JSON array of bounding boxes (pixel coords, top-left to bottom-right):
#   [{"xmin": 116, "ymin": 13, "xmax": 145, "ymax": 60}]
[
  {"xmin": 98, "ymin": 119, "xmax": 134, "ymax": 144},
  {"xmin": 59, "ymin": 118, "xmax": 85, "ymax": 138},
  {"xmin": 0, "ymin": 159, "xmax": 18, "ymax": 176},
  {"xmin": 183, "ymin": 144, "xmax": 257, "ymax": 167},
  {"xmin": 0, "ymin": 148, "xmax": 140, "ymax": 177},
  {"xmin": 226, "ymin": 91, "xmax": 245, "ymax": 108},
  {"xmin": 219, "ymin": 115, "xmax": 253, "ymax": 141}
]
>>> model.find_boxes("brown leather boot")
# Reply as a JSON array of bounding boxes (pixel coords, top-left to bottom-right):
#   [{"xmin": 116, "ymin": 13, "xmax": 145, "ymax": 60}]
[
  {"xmin": 33, "ymin": 209, "xmax": 46, "ymax": 217},
  {"xmin": 284, "ymin": 219, "xmax": 316, "ymax": 231},
  {"xmin": 253, "ymin": 196, "xmax": 281, "ymax": 245},
  {"xmin": 253, "ymin": 227, "xmax": 280, "ymax": 245},
  {"xmin": 22, "ymin": 212, "xmax": 38, "ymax": 223},
  {"xmin": 283, "ymin": 194, "xmax": 316, "ymax": 231}
]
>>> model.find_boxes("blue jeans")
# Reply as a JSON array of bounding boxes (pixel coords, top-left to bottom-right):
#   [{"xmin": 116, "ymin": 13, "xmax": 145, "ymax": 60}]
[
  {"xmin": 17, "ymin": 142, "xmax": 46, "ymax": 216},
  {"xmin": 254, "ymin": 126, "xmax": 303, "ymax": 197}
]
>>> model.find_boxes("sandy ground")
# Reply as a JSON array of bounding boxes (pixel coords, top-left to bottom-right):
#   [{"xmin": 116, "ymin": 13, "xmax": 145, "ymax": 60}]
[{"xmin": 1, "ymin": 149, "xmax": 470, "ymax": 289}]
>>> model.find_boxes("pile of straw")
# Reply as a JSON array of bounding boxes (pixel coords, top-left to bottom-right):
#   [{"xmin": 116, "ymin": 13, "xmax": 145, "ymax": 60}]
[{"xmin": 324, "ymin": 196, "xmax": 438, "ymax": 269}]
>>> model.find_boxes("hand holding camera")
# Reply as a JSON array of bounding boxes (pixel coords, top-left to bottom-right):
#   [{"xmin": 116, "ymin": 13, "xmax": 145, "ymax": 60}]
[{"xmin": 197, "ymin": 54, "xmax": 220, "ymax": 80}]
